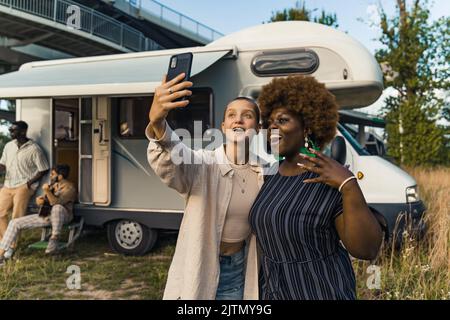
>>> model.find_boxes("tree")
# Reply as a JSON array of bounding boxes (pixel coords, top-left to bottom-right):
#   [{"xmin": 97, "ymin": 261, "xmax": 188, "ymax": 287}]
[
  {"xmin": 268, "ymin": 1, "xmax": 338, "ymax": 28},
  {"xmin": 375, "ymin": 0, "xmax": 449, "ymax": 166}
]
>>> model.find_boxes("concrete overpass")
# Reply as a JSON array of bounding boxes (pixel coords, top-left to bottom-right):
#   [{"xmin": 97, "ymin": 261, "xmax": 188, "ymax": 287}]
[
  {"xmin": 88, "ymin": 0, "xmax": 224, "ymax": 48},
  {"xmin": 0, "ymin": 0, "xmax": 223, "ymax": 73},
  {"xmin": 0, "ymin": 0, "xmax": 165, "ymax": 71}
]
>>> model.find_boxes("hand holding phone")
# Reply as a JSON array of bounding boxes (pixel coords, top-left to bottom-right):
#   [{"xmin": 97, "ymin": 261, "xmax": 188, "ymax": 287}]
[{"xmin": 149, "ymin": 54, "xmax": 193, "ymax": 135}]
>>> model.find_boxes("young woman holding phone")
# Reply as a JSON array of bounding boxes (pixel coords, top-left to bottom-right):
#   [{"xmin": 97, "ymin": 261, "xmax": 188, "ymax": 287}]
[{"xmin": 146, "ymin": 73, "xmax": 267, "ymax": 300}]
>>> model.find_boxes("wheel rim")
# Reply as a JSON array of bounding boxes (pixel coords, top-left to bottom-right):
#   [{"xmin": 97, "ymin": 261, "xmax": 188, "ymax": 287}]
[{"xmin": 115, "ymin": 220, "xmax": 143, "ymax": 250}]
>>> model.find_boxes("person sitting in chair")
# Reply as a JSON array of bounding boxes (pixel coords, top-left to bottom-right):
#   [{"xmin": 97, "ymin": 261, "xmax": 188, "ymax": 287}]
[{"xmin": 0, "ymin": 164, "xmax": 77, "ymax": 265}]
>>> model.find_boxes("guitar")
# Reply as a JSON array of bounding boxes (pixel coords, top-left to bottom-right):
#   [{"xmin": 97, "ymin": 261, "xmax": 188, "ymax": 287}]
[{"xmin": 37, "ymin": 182, "xmax": 56, "ymax": 218}]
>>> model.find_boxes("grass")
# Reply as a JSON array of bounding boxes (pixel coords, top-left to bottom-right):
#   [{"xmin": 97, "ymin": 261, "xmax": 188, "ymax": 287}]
[
  {"xmin": 354, "ymin": 166, "xmax": 450, "ymax": 300},
  {"xmin": 0, "ymin": 167, "xmax": 448, "ymax": 300},
  {"xmin": 0, "ymin": 229, "xmax": 176, "ymax": 299}
]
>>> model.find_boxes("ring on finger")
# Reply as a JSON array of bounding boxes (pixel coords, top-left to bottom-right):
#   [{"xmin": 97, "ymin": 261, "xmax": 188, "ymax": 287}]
[{"xmin": 168, "ymin": 88, "xmax": 173, "ymax": 94}]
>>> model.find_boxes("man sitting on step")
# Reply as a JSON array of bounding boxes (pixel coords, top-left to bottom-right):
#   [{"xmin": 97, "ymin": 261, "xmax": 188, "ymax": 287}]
[{"xmin": 0, "ymin": 164, "xmax": 77, "ymax": 265}]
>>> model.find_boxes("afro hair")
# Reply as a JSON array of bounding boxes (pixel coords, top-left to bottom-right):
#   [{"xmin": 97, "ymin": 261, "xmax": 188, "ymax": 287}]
[{"xmin": 258, "ymin": 75, "xmax": 339, "ymax": 149}]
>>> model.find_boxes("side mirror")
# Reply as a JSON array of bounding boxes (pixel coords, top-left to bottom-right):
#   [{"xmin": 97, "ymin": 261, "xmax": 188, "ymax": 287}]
[{"xmin": 331, "ymin": 136, "xmax": 346, "ymax": 165}]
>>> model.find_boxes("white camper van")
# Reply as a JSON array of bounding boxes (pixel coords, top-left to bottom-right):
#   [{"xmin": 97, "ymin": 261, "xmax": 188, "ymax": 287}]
[{"xmin": 0, "ymin": 22, "xmax": 425, "ymax": 254}]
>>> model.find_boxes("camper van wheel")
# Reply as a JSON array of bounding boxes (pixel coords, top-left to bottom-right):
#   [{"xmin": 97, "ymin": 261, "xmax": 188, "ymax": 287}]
[{"xmin": 107, "ymin": 220, "xmax": 158, "ymax": 256}]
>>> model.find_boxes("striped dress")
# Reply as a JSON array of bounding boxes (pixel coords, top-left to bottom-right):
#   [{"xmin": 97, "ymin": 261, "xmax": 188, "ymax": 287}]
[{"xmin": 249, "ymin": 170, "xmax": 356, "ymax": 300}]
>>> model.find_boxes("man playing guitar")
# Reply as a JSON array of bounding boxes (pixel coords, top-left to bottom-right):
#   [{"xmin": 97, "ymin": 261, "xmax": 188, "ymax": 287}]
[{"xmin": 0, "ymin": 164, "xmax": 77, "ymax": 265}]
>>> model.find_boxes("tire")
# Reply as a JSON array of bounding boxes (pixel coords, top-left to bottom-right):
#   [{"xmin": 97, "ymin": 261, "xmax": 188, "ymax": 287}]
[{"xmin": 107, "ymin": 220, "xmax": 158, "ymax": 256}]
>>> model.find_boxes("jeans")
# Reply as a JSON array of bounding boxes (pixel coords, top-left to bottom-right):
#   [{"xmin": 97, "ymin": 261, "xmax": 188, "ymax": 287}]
[{"xmin": 215, "ymin": 246, "xmax": 246, "ymax": 300}]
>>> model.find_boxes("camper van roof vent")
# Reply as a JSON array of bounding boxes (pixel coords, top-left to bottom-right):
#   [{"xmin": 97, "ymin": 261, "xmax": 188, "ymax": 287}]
[{"xmin": 251, "ymin": 49, "xmax": 319, "ymax": 76}]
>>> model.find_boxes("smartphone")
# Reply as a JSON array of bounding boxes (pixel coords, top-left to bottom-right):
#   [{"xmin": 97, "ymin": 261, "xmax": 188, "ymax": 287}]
[{"xmin": 166, "ymin": 52, "xmax": 193, "ymax": 101}]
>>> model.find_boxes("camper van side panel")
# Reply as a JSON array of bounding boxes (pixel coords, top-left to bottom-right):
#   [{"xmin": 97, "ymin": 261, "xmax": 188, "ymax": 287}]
[
  {"xmin": 15, "ymin": 99, "xmax": 52, "ymax": 197},
  {"xmin": 110, "ymin": 101, "xmax": 185, "ymax": 210},
  {"xmin": 16, "ymin": 98, "xmax": 52, "ymax": 167}
]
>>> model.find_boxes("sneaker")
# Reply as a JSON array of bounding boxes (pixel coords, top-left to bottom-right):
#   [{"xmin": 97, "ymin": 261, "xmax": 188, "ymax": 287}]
[
  {"xmin": 45, "ymin": 238, "xmax": 59, "ymax": 254},
  {"xmin": 4, "ymin": 248, "xmax": 14, "ymax": 260}
]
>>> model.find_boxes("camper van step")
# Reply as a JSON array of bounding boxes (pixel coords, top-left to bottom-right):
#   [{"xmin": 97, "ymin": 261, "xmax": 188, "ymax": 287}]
[{"xmin": 28, "ymin": 241, "xmax": 67, "ymax": 250}]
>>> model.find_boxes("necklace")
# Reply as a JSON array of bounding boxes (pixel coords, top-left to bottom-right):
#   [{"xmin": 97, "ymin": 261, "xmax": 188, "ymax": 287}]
[{"xmin": 233, "ymin": 168, "xmax": 249, "ymax": 194}]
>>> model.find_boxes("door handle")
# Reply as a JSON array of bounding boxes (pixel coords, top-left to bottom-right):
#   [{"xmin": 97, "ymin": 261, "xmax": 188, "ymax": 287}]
[
  {"xmin": 99, "ymin": 122, "xmax": 104, "ymax": 144},
  {"xmin": 96, "ymin": 121, "xmax": 109, "ymax": 144}
]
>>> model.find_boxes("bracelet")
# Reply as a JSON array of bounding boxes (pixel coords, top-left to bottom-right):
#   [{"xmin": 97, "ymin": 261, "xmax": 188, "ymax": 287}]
[{"xmin": 338, "ymin": 176, "xmax": 357, "ymax": 192}]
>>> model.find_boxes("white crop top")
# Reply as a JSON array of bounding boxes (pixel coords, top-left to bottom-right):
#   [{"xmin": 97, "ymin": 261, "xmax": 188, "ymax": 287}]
[{"xmin": 221, "ymin": 163, "xmax": 259, "ymax": 243}]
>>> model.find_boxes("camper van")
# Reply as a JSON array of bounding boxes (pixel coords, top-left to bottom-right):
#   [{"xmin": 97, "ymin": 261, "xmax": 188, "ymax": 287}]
[{"xmin": 0, "ymin": 22, "xmax": 425, "ymax": 255}]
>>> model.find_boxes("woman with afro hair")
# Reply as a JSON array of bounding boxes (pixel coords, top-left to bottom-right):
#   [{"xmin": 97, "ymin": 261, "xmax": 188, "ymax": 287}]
[{"xmin": 249, "ymin": 76, "xmax": 383, "ymax": 300}]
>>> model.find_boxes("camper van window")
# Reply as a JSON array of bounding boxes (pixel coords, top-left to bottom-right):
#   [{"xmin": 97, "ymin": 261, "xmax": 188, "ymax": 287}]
[
  {"xmin": 117, "ymin": 89, "xmax": 212, "ymax": 139},
  {"xmin": 337, "ymin": 123, "xmax": 370, "ymax": 156},
  {"xmin": 341, "ymin": 123, "xmax": 386, "ymax": 156},
  {"xmin": 251, "ymin": 49, "xmax": 319, "ymax": 76}
]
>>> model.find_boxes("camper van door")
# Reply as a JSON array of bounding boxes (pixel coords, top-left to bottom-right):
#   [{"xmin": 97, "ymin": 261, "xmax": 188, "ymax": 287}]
[
  {"xmin": 79, "ymin": 97, "xmax": 111, "ymax": 206},
  {"xmin": 93, "ymin": 97, "xmax": 111, "ymax": 205}
]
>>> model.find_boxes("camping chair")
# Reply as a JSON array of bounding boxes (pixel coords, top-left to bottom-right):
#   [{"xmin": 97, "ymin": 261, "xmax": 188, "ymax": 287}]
[{"xmin": 28, "ymin": 216, "xmax": 84, "ymax": 252}]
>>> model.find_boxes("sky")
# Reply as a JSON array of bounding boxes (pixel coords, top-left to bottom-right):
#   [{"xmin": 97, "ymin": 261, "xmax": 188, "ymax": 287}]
[
  {"xmin": 155, "ymin": 0, "xmax": 450, "ymax": 119},
  {"xmin": 157, "ymin": 0, "xmax": 449, "ymax": 55}
]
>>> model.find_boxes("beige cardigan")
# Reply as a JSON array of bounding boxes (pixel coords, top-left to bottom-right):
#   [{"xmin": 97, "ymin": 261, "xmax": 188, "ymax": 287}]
[{"xmin": 146, "ymin": 123, "xmax": 267, "ymax": 300}]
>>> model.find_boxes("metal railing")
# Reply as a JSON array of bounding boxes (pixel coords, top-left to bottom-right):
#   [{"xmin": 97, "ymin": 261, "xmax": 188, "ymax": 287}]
[
  {"xmin": 130, "ymin": 0, "xmax": 224, "ymax": 42},
  {"xmin": 0, "ymin": 0, "xmax": 164, "ymax": 51}
]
